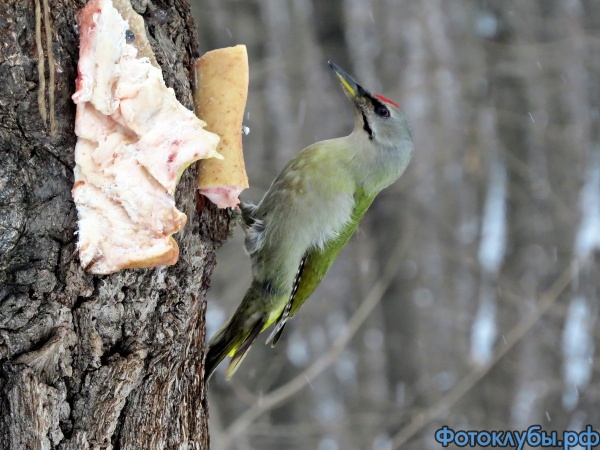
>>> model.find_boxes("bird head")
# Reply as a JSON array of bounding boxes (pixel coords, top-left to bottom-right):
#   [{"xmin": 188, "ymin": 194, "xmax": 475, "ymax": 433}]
[{"xmin": 329, "ymin": 61, "xmax": 413, "ymax": 150}]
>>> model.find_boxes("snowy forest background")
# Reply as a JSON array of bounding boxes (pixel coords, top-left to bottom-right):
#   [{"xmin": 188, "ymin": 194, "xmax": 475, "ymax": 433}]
[{"xmin": 191, "ymin": 0, "xmax": 600, "ymax": 448}]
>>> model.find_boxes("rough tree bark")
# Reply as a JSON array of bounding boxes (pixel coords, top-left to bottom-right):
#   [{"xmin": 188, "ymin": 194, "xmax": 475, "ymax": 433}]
[{"xmin": 0, "ymin": 0, "xmax": 227, "ymax": 448}]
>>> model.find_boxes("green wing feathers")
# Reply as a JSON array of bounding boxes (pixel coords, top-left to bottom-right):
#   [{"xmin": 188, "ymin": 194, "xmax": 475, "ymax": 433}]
[{"xmin": 289, "ymin": 190, "xmax": 377, "ymax": 317}]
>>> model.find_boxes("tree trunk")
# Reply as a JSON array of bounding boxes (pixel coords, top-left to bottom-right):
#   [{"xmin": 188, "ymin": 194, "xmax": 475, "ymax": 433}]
[{"xmin": 0, "ymin": 0, "xmax": 226, "ymax": 448}]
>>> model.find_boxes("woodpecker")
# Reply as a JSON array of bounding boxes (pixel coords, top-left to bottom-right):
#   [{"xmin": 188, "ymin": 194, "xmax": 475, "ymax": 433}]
[{"xmin": 205, "ymin": 62, "xmax": 413, "ymax": 381}]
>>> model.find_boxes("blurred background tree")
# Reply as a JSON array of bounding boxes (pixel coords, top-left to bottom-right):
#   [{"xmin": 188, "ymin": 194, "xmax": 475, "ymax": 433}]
[{"xmin": 191, "ymin": 0, "xmax": 600, "ymax": 448}]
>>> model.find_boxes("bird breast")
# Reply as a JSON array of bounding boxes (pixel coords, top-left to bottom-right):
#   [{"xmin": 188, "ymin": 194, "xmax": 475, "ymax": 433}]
[{"xmin": 250, "ymin": 152, "xmax": 356, "ymax": 287}]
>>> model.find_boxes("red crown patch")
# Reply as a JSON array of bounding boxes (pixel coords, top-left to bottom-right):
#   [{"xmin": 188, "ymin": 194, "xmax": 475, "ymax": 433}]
[{"xmin": 375, "ymin": 94, "xmax": 398, "ymax": 108}]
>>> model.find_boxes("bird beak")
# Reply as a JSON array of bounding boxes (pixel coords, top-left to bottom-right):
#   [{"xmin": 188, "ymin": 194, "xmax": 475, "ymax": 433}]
[{"xmin": 328, "ymin": 61, "xmax": 368, "ymax": 103}]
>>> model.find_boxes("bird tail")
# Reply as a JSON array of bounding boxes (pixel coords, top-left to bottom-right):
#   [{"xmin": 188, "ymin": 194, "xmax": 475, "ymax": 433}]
[
  {"xmin": 204, "ymin": 286, "xmax": 266, "ymax": 382},
  {"xmin": 204, "ymin": 326, "xmax": 234, "ymax": 382}
]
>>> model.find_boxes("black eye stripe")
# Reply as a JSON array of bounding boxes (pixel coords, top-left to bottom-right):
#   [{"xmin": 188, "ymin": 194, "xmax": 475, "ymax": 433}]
[
  {"xmin": 370, "ymin": 96, "xmax": 390, "ymax": 118},
  {"xmin": 370, "ymin": 96, "xmax": 384, "ymax": 109}
]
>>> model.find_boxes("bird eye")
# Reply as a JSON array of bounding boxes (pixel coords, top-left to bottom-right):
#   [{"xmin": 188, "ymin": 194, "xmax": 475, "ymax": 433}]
[{"xmin": 376, "ymin": 106, "xmax": 390, "ymax": 118}]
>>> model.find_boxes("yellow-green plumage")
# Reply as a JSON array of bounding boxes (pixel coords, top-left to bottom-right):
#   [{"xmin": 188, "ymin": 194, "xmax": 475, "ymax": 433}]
[
  {"xmin": 204, "ymin": 62, "xmax": 413, "ymax": 381},
  {"xmin": 288, "ymin": 188, "xmax": 376, "ymax": 318}
]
